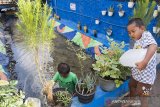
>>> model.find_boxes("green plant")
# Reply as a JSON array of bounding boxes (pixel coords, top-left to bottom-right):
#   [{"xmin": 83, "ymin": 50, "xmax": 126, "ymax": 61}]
[
  {"xmin": 55, "ymin": 91, "xmax": 72, "ymax": 107},
  {"xmin": 117, "ymin": 3, "xmax": 123, "ymax": 11},
  {"xmin": 0, "ymin": 81, "xmax": 25, "ymax": 107},
  {"xmin": 92, "ymin": 37, "xmax": 131, "ymax": 87},
  {"xmin": 16, "ymin": 0, "xmax": 56, "ymax": 87},
  {"xmin": 132, "ymin": 0, "xmax": 156, "ymax": 27},
  {"xmin": 76, "ymin": 73, "xmax": 96, "ymax": 95},
  {"xmin": 157, "ymin": 47, "xmax": 160, "ymax": 53},
  {"xmin": 83, "ymin": 25, "xmax": 88, "ymax": 33},
  {"xmin": 108, "ymin": 6, "xmax": 114, "ymax": 12},
  {"xmin": 66, "ymin": 40, "xmax": 91, "ymax": 77},
  {"xmin": 77, "ymin": 22, "xmax": 81, "ymax": 30},
  {"xmin": 66, "ymin": 41, "xmax": 95, "ymax": 95}
]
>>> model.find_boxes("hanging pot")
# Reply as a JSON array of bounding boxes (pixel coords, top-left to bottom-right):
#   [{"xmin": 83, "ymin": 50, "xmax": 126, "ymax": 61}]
[
  {"xmin": 153, "ymin": 10, "xmax": 158, "ymax": 18},
  {"xmin": 108, "ymin": 11, "xmax": 113, "ymax": 16},
  {"xmin": 83, "ymin": 26, "xmax": 88, "ymax": 33},
  {"xmin": 157, "ymin": 5, "xmax": 160, "ymax": 12},
  {"xmin": 77, "ymin": 23, "xmax": 81, "ymax": 30},
  {"xmin": 101, "ymin": 10, "xmax": 107, "ymax": 16},
  {"xmin": 153, "ymin": 27, "xmax": 158, "ymax": 33},
  {"xmin": 157, "ymin": 28, "xmax": 160, "ymax": 33},
  {"xmin": 106, "ymin": 29, "xmax": 112, "ymax": 36},
  {"xmin": 128, "ymin": 2, "xmax": 134, "ymax": 8},
  {"xmin": 95, "ymin": 19, "xmax": 100, "ymax": 25},
  {"xmin": 118, "ymin": 11, "xmax": 125, "ymax": 17}
]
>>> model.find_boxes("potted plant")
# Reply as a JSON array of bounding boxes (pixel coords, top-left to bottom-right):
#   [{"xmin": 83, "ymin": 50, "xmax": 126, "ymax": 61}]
[
  {"xmin": 157, "ymin": 5, "xmax": 160, "ymax": 12},
  {"xmin": 83, "ymin": 25, "xmax": 88, "ymax": 33},
  {"xmin": 92, "ymin": 37, "xmax": 130, "ymax": 91},
  {"xmin": 0, "ymin": 80, "xmax": 25, "ymax": 107},
  {"xmin": 153, "ymin": 26, "xmax": 158, "ymax": 33},
  {"xmin": 117, "ymin": 3, "xmax": 125, "ymax": 17},
  {"xmin": 16, "ymin": 0, "xmax": 56, "ymax": 105},
  {"xmin": 95, "ymin": 19, "xmax": 100, "ymax": 25},
  {"xmin": 75, "ymin": 73, "xmax": 96, "ymax": 103},
  {"xmin": 77, "ymin": 22, "xmax": 81, "ymax": 30},
  {"xmin": 153, "ymin": 10, "xmax": 158, "ymax": 18},
  {"xmin": 106, "ymin": 26, "xmax": 112, "ymax": 36},
  {"xmin": 93, "ymin": 30, "xmax": 97, "ymax": 37},
  {"xmin": 101, "ymin": 10, "xmax": 107, "ymax": 16},
  {"xmin": 108, "ymin": 6, "xmax": 114, "ymax": 16},
  {"xmin": 52, "ymin": 88, "xmax": 72, "ymax": 107},
  {"xmin": 128, "ymin": 0, "xmax": 134, "ymax": 8}
]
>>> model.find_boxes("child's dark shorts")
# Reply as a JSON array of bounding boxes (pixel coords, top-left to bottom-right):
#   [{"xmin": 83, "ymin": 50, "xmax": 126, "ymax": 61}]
[{"xmin": 129, "ymin": 77, "xmax": 152, "ymax": 97}]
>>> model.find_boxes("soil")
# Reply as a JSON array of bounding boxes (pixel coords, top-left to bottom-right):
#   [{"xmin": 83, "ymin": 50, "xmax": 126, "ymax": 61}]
[{"xmin": 51, "ymin": 33, "xmax": 94, "ymax": 78}]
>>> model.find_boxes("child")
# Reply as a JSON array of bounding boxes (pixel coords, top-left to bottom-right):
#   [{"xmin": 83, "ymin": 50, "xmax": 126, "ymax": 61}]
[
  {"xmin": 123, "ymin": 18, "xmax": 157, "ymax": 107},
  {"xmin": 44, "ymin": 63, "xmax": 78, "ymax": 102}
]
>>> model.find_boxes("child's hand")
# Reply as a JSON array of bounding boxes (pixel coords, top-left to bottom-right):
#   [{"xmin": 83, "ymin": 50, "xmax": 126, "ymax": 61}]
[
  {"xmin": 135, "ymin": 60, "xmax": 147, "ymax": 71},
  {"xmin": 43, "ymin": 81, "xmax": 55, "ymax": 102}
]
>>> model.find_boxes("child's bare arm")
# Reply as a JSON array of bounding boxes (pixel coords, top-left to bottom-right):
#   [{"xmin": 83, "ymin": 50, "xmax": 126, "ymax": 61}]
[
  {"xmin": 136, "ymin": 44, "xmax": 157, "ymax": 71},
  {"xmin": 0, "ymin": 72, "xmax": 8, "ymax": 81}
]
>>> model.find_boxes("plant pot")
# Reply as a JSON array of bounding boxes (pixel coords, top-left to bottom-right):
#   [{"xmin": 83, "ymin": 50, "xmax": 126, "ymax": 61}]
[
  {"xmin": 157, "ymin": 28, "xmax": 160, "ymax": 33},
  {"xmin": 153, "ymin": 10, "xmax": 158, "ymax": 18},
  {"xmin": 118, "ymin": 11, "xmax": 125, "ymax": 17},
  {"xmin": 128, "ymin": 2, "xmax": 134, "ymax": 8},
  {"xmin": 95, "ymin": 19, "xmax": 100, "ymax": 25},
  {"xmin": 93, "ymin": 30, "xmax": 97, "ymax": 37},
  {"xmin": 108, "ymin": 11, "xmax": 113, "ymax": 16},
  {"xmin": 75, "ymin": 84, "xmax": 96, "ymax": 104},
  {"xmin": 77, "ymin": 24, "xmax": 81, "ymax": 30},
  {"xmin": 52, "ymin": 88, "xmax": 72, "ymax": 107},
  {"xmin": 106, "ymin": 29, "xmax": 112, "ymax": 36},
  {"xmin": 98, "ymin": 76, "xmax": 116, "ymax": 91},
  {"xmin": 101, "ymin": 10, "xmax": 107, "ymax": 16},
  {"xmin": 157, "ymin": 5, "xmax": 160, "ymax": 12},
  {"xmin": 153, "ymin": 27, "xmax": 158, "ymax": 33}
]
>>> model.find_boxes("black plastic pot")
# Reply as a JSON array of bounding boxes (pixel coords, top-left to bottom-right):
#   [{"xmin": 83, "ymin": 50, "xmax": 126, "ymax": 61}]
[
  {"xmin": 52, "ymin": 88, "xmax": 72, "ymax": 107},
  {"xmin": 75, "ymin": 84, "xmax": 96, "ymax": 104}
]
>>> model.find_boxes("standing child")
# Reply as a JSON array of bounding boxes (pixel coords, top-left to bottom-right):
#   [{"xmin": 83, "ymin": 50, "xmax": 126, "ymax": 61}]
[
  {"xmin": 44, "ymin": 62, "xmax": 78, "ymax": 102},
  {"xmin": 123, "ymin": 18, "xmax": 157, "ymax": 107}
]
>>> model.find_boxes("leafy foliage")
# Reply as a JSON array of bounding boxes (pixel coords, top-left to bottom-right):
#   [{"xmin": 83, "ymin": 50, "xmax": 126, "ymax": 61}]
[
  {"xmin": 108, "ymin": 6, "xmax": 114, "ymax": 12},
  {"xmin": 66, "ymin": 40, "xmax": 91, "ymax": 77},
  {"xmin": 16, "ymin": 0, "xmax": 56, "ymax": 50},
  {"xmin": 16, "ymin": 0, "xmax": 56, "ymax": 87},
  {"xmin": 55, "ymin": 91, "xmax": 72, "ymax": 107},
  {"xmin": 76, "ymin": 73, "xmax": 96, "ymax": 95},
  {"xmin": 92, "ymin": 37, "xmax": 131, "ymax": 87},
  {"xmin": 0, "ymin": 81, "xmax": 25, "ymax": 107},
  {"xmin": 132, "ymin": 0, "xmax": 156, "ymax": 27}
]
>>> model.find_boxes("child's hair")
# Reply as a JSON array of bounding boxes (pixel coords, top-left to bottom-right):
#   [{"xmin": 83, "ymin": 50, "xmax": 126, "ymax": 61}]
[
  {"xmin": 57, "ymin": 63, "xmax": 70, "ymax": 74},
  {"xmin": 127, "ymin": 18, "xmax": 145, "ymax": 27}
]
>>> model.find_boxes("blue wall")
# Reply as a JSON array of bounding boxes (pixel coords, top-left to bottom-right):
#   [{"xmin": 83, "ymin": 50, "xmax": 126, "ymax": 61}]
[{"xmin": 49, "ymin": 0, "xmax": 160, "ymax": 46}]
